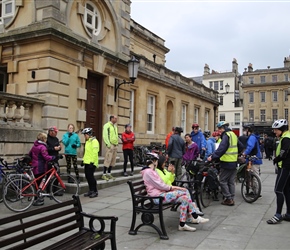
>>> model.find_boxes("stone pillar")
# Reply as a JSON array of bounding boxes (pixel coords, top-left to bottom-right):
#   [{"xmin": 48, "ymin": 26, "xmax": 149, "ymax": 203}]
[
  {"xmin": 23, "ymin": 103, "xmax": 32, "ymax": 127},
  {"xmin": 14, "ymin": 102, "xmax": 23, "ymax": 125},
  {"xmin": 0, "ymin": 99, "xmax": 6, "ymax": 124},
  {"xmin": 6, "ymin": 101, "xmax": 15, "ymax": 124}
]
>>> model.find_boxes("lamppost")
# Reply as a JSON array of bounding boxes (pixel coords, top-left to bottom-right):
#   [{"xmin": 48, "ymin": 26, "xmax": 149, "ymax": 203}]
[{"xmin": 114, "ymin": 56, "xmax": 140, "ymax": 102}]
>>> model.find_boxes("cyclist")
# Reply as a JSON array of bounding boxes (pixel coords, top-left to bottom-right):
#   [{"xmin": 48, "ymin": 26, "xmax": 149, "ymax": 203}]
[
  {"xmin": 242, "ymin": 124, "xmax": 263, "ymax": 176},
  {"xmin": 267, "ymin": 119, "xmax": 290, "ymax": 224},
  {"xmin": 190, "ymin": 123, "xmax": 207, "ymax": 159},
  {"xmin": 82, "ymin": 128, "xmax": 99, "ymax": 198},
  {"xmin": 207, "ymin": 121, "xmax": 243, "ymax": 206},
  {"xmin": 141, "ymin": 153, "xmax": 209, "ymax": 232},
  {"xmin": 204, "ymin": 131, "xmax": 217, "ymax": 160},
  {"xmin": 29, "ymin": 132, "xmax": 55, "ymax": 206}
]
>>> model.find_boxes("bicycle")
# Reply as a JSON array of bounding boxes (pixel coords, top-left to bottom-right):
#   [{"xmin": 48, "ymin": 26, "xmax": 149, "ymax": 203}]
[
  {"xmin": 0, "ymin": 156, "xmax": 32, "ymax": 203},
  {"xmin": 133, "ymin": 145, "xmax": 149, "ymax": 166},
  {"xmin": 3, "ymin": 160, "xmax": 79, "ymax": 212},
  {"xmin": 236, "ymin": 155, "xmax": 262, "ymax": 203}
]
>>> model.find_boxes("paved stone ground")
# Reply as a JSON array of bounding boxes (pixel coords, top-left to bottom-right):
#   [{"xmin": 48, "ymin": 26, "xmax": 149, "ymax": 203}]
[{"xmin": 1, "ymin": 159, "xmax": 290, "ymax": 249}]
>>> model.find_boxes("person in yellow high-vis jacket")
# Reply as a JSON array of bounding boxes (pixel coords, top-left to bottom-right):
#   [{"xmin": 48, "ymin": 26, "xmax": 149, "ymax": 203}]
[
  {"xmin": 267, "ymin": 119, "xmax": 290, "ymax": 224},
  {"xmin": 207, "ymin": 121, "xmax": 244, "ymax": 206},
  {"xmin": 102, "ymin": 115, "xmax": 118, "ymax": 181}
]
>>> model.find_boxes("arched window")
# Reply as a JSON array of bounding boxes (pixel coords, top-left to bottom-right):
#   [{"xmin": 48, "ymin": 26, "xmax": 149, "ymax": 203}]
[
  {"xmin": 0, "ymin": 0, "xmax": 15, "ymax": 25},
  {"xmin": 84, "ymin": 2, "xmax": 101, "ymax": 37}
]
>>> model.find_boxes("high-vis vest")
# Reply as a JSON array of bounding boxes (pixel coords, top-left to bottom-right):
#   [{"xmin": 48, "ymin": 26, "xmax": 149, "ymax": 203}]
[
  {"xmin": 276, "ymin": 131, "xmax": 290, "ymax": 168},
  {"xmin": 103, "ymin": 122, "xmax": 118, "ymax": 147},
  {"xmin": 220, "ymin": 131, "xmax": 238, "ymax": 162}
]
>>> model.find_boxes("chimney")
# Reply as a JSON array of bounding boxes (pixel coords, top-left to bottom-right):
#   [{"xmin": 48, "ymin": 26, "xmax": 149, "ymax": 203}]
[
  {"xmin": 284, "ymin": 56, "xmax": 290, "ymax": 68},
  {"xmin": 232, "ymin": 58, "xmax": 238, "ymax": 73},
  {"xmin": 248, "ymin": 63, "xmax": 253, "ymax": 72},
  {"xmin": 204, "ymin": 64, "xmax": 210, "ymax": 75}
]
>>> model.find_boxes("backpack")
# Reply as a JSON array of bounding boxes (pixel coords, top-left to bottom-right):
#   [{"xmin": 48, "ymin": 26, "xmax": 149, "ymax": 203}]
[{"xmin": 207, "ymin": 168, "xmax": 219, "ymax": 191}]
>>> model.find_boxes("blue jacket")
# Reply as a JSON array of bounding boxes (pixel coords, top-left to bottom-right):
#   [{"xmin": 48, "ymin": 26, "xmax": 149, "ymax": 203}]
[
  {"xmin": 62, "ymin": 132, "xmax": 81, "ymax": 155},
  {"xmin": 190, "ymin": 131, "xmax": 206, "ymax": 154},
  {"xmin": 205, "ymin": 137, "xmax": 216, "ymax": 159},
  {"xmin": 244, "ymin": 134, "xmax": 263, "ymax": 165}
]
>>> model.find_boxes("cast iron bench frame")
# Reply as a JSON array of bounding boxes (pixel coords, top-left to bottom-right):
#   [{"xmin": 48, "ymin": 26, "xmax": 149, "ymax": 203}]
[{"xmin": 0, "ymin": 195, "xmax": 118, "ymax": 250}]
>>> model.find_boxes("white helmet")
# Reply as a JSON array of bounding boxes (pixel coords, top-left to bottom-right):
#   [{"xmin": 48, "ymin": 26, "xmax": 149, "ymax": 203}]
[
  {"xmin": 81, "ymin": 127, "xmax": 93, "ymax": 135},
  {"xmin": 272, "ymin": 119, "xmax": 288, "ymax": 129},
  {"xmin": 146, "ymin": 152, "xmax": 159, "ymax": 161}
]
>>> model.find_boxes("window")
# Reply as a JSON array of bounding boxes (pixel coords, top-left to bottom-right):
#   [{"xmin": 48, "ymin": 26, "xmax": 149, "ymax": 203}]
[
  {"xmin": 272, "ymin": 91, "xmax": 278, "ymax": 102},
  {"xmin": 285, "ymin": 74, "xmax": 289, "ymax": 82},
  {"xmin": 147, "ymin": 95, "xmax": 155, "ymax": 133},
  {"xmin": 219, "ymin": 81, "xmax": 223, "ymax": 91},
  {"xmin": 204, "ymin": 110, "xmax": 209, "ymax": 131},
  {"xmin": 0, "ymin": 67, "xmax": 7, "ymax": 92},
  {"xmin": 130, "ymin": 90, "xmax": 135, "ymax": 131},
  {"xmin": 234, "ymin": 113, "xmax": 240, "ymax": 125},
  {"xmin": 272, "ymin": 75, "xmax": 277, "ymax": 82},
  {"xmin": 260, "ymin": 109, "xmax": 266, "ymax": 122},
  {"xmin": 209, "ymin": 81, "xmax": 213, "ymax": 89},
  {"xmin": 84, "ymin": 2, "xmax": 101, "ymax": 36},
  {"xmin": 285, "ymin": 90, "xmax": 288, "ymax": 101},
  {"xmin": 285, "ymin": 109, "xmax": 288, "ymax": 121},
  {"xmin": 181, "ymin": 104, "xmax": 187, "ymax": 133},
  {"xmin": 219, "ymin": 113, "xmax": 225, "ymax": 122},
  {"xmin": 194, "ymin": 107, "xmax": 199, "ymax": 123},
  {"xmin": 249, "ymin": 92, "xmax": 254, "ymax": 103},
  {"xmin": 249, "ymin": 77, "xmax": 254, "ymax": 84},
  {"xmin": 214, "ymin": 81, "xmax": 218, "ymax": 91},
  {"xmin": 219, "ymin": 96, "xmax": 224, "ymax": 105},
  {"xmin": 249, "ymin": 110, "xmax": 254, "ymax": 122},
  {"xmin": 0, "ymin": 0, "xmax": 15, "ymax": 25},
  {"xmin": 260, "ymin": 76, "xmax": 266, "ymax": 83},
  {"xmin": 272, "ymin": 109, "xmax": 278, "ymax": 121},
  {"xmin": 260, "ymin": 92, "xmax": 265, "ymax": 102}
]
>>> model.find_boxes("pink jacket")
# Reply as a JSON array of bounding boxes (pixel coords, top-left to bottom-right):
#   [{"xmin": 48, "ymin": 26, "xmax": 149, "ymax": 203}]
[{"xmin": 141, "ymin": 167, "xmax": 171, "ymax": 197}]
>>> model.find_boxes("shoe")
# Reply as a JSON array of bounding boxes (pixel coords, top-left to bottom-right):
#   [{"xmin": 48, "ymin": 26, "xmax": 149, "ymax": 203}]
[
  {"xmin": 130, "ymin": 172, "xmax": 134, "ymax": 176},
  {"xmin": 267, "ymin": 215, "xmax": 282, "ymax": 224},
  {"xmin": 282, "ymin": 214, "xmax": 290, "ymax": 221},
  {"xmin": 178, "ymin": 224, "xmax": 196, "ymax": 232},
  {"xmin": 221, "ymin": 199, "xmax": 234, "ymax": 206},
  {"xmin": 101, "ymin": 174, "xmax": 109, "ymax": 181},
  {"xmin": 107, "ymin": 174, "xmax": 116, "ymax": 180},
  {"xmin": 187, "ymin": 216, "xmax": 209, "ymax": 224},
  {"xmin": 195, "ymin": 207, "xmax": 204, "ymax": 216},
  {"xmin": 124, "ymin": 172, "xmax": 128, "ymax": 177},
  {"xmin": 33, "ymin": 198, "xmax": 44, "ymax": 206},
  {"xmin": 89, "ymin": 192, "xmax": 98, "ymax": 198},
  {"xmin": 84, "ymin": 191, "xmax": 93, "ymax": 197}
]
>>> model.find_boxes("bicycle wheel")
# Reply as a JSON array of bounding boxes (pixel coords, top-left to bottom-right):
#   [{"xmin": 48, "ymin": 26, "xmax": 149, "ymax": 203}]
[
  {"xmin": 241, "ymin": 172, "xmax": 261, "ymax": 203},
  {"xmin": 0, "ymin": 175, "xmax": 4, "ymax": 203},
  {"xmin": 3, "ymin": 178, "xmax": 35, "ymax": 212},
  {"xmin": 200, "ymin": 180, "xmax": 212, "ymax": 208},
  {"xmin": 50, "ymin": 173, "xmax": 79, "ymax": 203}
]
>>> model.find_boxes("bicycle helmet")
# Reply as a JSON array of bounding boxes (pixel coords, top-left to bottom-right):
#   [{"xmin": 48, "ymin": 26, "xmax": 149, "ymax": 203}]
[
  {"xmin": 81, "ymin": 127, "xmax": 93, "ymax": 135},
  {"xmin": 243, "ymin": 124, "xmax": 254, "ymax": 132},
  {"xmin": 272, "ymin": 119, "xmax": 288, "ymax": 130},
  {"xmin": 192, "ymin": 123, "xmax": 199, "ymax": 129},
  {"xmin": 212, "ymin": 131, "xmax": 221, "ymax": 137},
  {"xmin": 203, "ymin": 130, "xmax": 211, "ymax": 138},
  {"xmin": 217, "ymin": 121, "xmax": 229, "ymax": 128},
  {"xmin": 146, "ymin": 152, "xmax": 159, "ymax": 161},
  {"xmin": 174, "ymin": 127, "xmax": 183, "ymax": 133}
]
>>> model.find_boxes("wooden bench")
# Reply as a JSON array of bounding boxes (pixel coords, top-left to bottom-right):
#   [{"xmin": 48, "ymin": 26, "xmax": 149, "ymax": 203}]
[
  {"xmin": 127, "ymin": 180, "xmax": 178, "ymax": 240},
  {"xmin": 0, "ymin": 195, "xmax": 118, "ymax": 250}
]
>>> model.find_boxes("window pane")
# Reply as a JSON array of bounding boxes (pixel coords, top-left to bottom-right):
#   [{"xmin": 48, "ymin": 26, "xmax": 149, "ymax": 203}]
[
  {"xmin": 86, "ymin": 3, "xmax": 94, "ymax": 12},
  {"xmin": 285, "ymin": 109, "xmax": 288, "ymax": 121},
  {"xmin": 272, "ymin": 75, "xmax": 277, "ymax": 82},
  {"xmin": 87, "ymin": 14, "xmax": 92, "ymax": 25},
  {"xmin": 214, "ymin": 81, "xmax": 218, "ymax": 91},
  {"xmin": 260, "ymin": 76, "xmax": 265, "ymax": 83},
  {"xmin": 5, "ymin": 3, "xmax": 12, "ymax": 14},
  {"xmin": 260, "ymin": 92, "xmax": 265, "ymax": 102}
]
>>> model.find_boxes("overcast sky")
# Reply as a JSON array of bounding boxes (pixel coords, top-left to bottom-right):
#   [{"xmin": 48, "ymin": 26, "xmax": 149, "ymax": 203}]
[{"xmin": 130, "ymin": 0, "xmax": 290, "ymax": 77}]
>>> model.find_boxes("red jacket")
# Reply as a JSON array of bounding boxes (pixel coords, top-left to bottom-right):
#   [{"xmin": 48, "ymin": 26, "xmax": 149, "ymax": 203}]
[
  {"xmin": 122, "ymin": 131, "xmax": 135, "ymax": 150},
  {"xmin": 165, "ymin": 131, "xmax": 174, "ymax": 149}
]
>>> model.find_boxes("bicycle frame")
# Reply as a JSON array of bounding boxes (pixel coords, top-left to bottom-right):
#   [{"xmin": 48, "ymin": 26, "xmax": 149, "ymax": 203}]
[{"xmin": 19, "ymin": 165, "xmax": 65, "ymax": 198}]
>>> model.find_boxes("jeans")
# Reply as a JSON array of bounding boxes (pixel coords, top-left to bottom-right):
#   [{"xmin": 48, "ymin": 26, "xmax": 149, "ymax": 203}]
[
  {"xmin": 85, "ymin": 164, "xmax": 97, "ymax": 192},
  {"xmin": 219, "ymin": 168, "xmax": 237, "ymax": 200}
]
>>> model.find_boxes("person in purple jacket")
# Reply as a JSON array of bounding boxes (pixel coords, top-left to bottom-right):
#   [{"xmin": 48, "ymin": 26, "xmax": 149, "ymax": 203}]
[
  {"xmin": 29, "ymin": 132, "xmax": 55, "ymax": 206},
  {"xmin": 141, "ymin": 152, "xmax": 209, "ymax": 232}
]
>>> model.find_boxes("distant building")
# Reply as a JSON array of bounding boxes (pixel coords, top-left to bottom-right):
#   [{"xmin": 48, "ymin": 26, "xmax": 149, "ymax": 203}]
[{"xmin": 241, "ymin": 57, "xmax": 290, "ymax": 135}]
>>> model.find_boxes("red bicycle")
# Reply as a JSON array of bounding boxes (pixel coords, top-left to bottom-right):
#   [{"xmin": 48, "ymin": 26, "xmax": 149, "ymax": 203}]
[{"xmin": 3, "ymin": 161, "xmax": 79, "ymax": 212}]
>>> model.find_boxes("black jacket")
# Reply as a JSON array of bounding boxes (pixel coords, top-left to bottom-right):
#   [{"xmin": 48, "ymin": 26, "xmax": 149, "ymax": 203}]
[{"xmin": 47, "ymin": 134, "xmax": 60, "ymax": 157}]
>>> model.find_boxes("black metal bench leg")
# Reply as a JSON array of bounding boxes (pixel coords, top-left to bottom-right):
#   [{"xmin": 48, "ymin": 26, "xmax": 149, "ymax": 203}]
[
  {"xmin": 128, "ymin": 211, "xmax": 137, "ymax": 235},
  {"xmin": 158, "ymin": 213, "xmax": 169, "ymax": 240}
]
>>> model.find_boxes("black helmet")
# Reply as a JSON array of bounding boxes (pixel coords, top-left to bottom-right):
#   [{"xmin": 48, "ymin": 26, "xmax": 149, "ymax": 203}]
[
  {"xmin": 243, "ymin": 124, "xmax": 254, "ymax": 132},
  {"xmin": 203, "ymin": 130, "xmax": 211, "ymax": 138},
  {"xmin": 174, "ymin": 127, "xmax": 183, "ymax": 133}
]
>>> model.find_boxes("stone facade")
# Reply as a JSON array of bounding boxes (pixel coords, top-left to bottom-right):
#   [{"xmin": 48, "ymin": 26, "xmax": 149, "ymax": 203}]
[{"xmin": 0, "ymin": 0, "xmax": 218, "ymax": 161}]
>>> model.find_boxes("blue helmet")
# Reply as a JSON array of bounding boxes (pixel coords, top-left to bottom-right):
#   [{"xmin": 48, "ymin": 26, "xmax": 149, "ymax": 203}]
[{"xmin": 217, "ymin": 121, "xmax": 229, "ymax": 128}]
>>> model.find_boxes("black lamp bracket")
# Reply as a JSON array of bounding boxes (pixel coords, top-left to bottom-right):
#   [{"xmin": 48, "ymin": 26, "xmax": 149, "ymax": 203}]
[{"xmin": 114, "ymin": 78, "xmax": 134, "ymax": 102}]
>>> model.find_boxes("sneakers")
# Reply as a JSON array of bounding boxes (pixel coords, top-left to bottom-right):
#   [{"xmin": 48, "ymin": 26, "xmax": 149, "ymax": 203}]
[
  {"xmin": 84, "ymin": 191, "xmax": 93, "ymax": 197},
  {"xmin": 282, "ymin": 214, "xmax": 290, "ymax": 221},
  {"xmin": 130, "ymin": 172, "xmax": 134, "ymax": 176},
  {"xmin": 195, "ymin": 207, "xmax": 204, "ymax": 216},
  {"xmin": 178, "ymin": 224, "xmax": 196, "ymax": 232},
  {"xmin": 124, "ymin": 172, "xmax": 128, "ymax": 177},
  {"xmin": 221, "ymin": 199, "xmax": 234, "ymax": 206},
  {"xmin": 89, "ymin": 192, "xmax": 98, "ymax": 198},
  {"xmin": 267, "ymin": 215, "xmax": 283, "ymax": 224},
  {"xmin": 187, "ymin": 216, "xmax": 209, "ymax": 224},
  {"xmin": 101, "ymin": 174, "xmax": 109, "ymax": 181},
  {"xmin": 33, "ymin": 198, "xmax": 44, "ymax": 206},
  {"xmin": 107, "ymin": 174, "xmax": 116, "ymax": 180}
]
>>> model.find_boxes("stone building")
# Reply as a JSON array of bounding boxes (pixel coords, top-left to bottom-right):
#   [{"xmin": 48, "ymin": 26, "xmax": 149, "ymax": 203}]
[
  {"xmin": 241, "ymin": 56, "xmax": 290, "ymax": 135},
  {"xmin": 0, "ymin": 0, "xmax": 218, "ymax": 161}
]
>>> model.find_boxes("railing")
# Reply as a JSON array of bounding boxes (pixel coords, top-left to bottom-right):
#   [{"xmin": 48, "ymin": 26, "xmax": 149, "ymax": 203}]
[{"xmin": 0, "ymin": 92, "xmax": 45, "ymax": 127}]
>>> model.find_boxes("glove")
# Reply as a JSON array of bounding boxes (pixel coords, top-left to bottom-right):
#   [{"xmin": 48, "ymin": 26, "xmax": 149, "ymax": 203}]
[
  {"xmin": 89, "ymin": 162, "xmax": 94, "ymax": 168},
  {"xmin": 273, "ymin": 157, "xmax": 279, "ymax": 164},
  {"xmin": 71, "ymin": 144, "xmax": 77, "ymax": 149},
  {"xmin": 80, "ymin": 161, "xmax": 84, "ymax": 167},
  {"xmin": 68, "ymin": 133, "xmax": 72, "ymax": 138}
]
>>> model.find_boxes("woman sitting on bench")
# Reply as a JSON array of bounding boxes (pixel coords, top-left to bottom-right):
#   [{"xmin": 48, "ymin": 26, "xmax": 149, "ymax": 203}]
[{"xmin": 141, "ymin": 153, "xmax": 209, "ymax": 232}]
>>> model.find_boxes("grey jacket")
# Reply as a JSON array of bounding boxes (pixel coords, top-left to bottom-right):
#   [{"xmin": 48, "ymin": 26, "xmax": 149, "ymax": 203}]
[{"xmin": 168, "ymin": 134, "xmax": 185, "ymax": 158}]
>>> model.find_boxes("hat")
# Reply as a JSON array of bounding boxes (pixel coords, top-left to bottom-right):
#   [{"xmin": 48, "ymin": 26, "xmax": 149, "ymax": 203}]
[
  {"xmin": 48, "ymin": 126, "xmax": 58, "ymax": 132},
  {"xmin": 125, "ymin": 124, "xmax": 132, "ymax": 129}
]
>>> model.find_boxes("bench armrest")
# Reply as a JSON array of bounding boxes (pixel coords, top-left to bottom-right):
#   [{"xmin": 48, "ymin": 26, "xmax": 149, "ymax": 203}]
[{"xmin": 80, "ymin": 211, "xmax": 118, "ymax": 233}]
